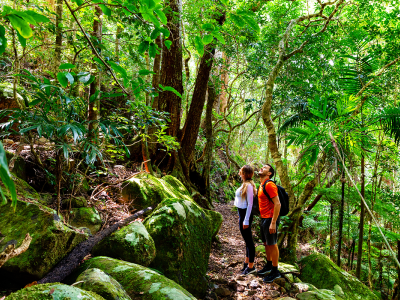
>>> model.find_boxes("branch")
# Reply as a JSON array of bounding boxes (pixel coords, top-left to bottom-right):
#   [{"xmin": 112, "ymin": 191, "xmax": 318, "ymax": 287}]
[
  {"xmin": 215, "ymin": 108, "xmax": 261, "ymax": 134},
  {"xmin": 0, "ymin": 233, "xmax": 32, "ymax": 268},
  {"xmin": 63, "ymin": 0, "xmax": 129, "ymax": 95}
]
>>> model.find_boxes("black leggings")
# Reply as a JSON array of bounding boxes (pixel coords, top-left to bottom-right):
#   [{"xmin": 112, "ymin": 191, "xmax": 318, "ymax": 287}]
[{"xmin": 238, "ymin": 208, "xmax": 255, "ymax": 263}]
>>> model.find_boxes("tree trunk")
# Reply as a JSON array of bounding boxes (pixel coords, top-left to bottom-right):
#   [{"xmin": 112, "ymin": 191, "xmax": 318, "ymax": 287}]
[
  {"xmin": 356, "ymin": 154, "xmax": 365, "ymax": 279},
  {"xmin": 88, "ymin": 6, "xmax": 102, "ymax": 140},
  {"xmin": 151, "ymin": 35, "xmax": 162, "ymax": 109},
  {"xmin": 143, "ymin": 52, "xmax": 154, "ymax": 175},
  {"xmin": 54, "ymin": 0, "xmax": 63, "ymax": 72},
  {"xmin": 156, "ymin": 0, "xmax": 183, "ymax": 139},
  {"xmin": 330, "ymin": 201, "xmax": 334, "ymax": 259},
  {"xmin": 337, "ymin": 171, "xmax": 345, "ymax": 267},
  {"xmin": 348, "ymin": 239, "xmax": 355, "ymax": 269},
  {"xmin": 115, "ymin": 25, "xmax": 122, "ymax": 61},
  {"xmin": 180, "ymin": 45, "xmax": 215, "ymax": 163},
  {"xmin": 367, "ymin": 217, "xmax": 373, "ymax": 287},
  {"xmin": 392, "ymin": 240, "xmax": 400, "ymax": 300},
  {"xmin": 202, "ymin": 81, "xmax": 218, "ymax": 203},
  {"xmin": 219, "ymin": 52, "xmax": 229, "ymax": 114}
]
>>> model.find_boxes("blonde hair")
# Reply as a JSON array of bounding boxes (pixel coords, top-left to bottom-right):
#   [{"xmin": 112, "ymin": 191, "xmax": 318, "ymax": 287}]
[{"xmin": 240, "ymin": 165, "xmax": 256, "ymax": 199}]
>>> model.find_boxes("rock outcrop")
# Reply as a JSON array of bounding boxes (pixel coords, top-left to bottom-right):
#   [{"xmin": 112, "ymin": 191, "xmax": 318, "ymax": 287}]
[
  {"xmin": 144, "ymin": 197, "xmax": 223, "ymax": 298},
  {"xmin": 299, "ymin": 253, "xmax": 379, "ymax": 300},
  {"xmin": 92, "ymin": 221, "xmax": 156, "ymax": 266},
  {"xmin": 69, "ymin": 207, "xmax": 102, "ymax": 234},
  {"xmin": 5, "ymin": 283, "xmax": 105, "ymax": 300},
  {"xmin": 74, "ymin": 268, "xmax": 131, "ymax": 300},
  {"xmin": 67, "ymin": 256, "xmax": 196, "ymax": 300}
]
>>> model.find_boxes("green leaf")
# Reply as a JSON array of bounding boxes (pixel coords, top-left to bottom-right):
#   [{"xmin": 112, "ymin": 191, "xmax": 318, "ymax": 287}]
[
  {"xmin": 0, "ymin": 142, "xmax": 17, "ymax": 208},
  {"xmin": 146, "ymin": 12, "xmax": 161, "ymax": 28},
  {"xmin": 57, "ymin": 72, "xmax": 68, "ymax": 87},
  {"xmin": 159, "ymin": 84, "xmax": 182, "ymax": 98},
  {"xmin": 13, "ymin": 11, "xmax": 37, "ymax": 26},
  {"xmin": 138, "ymin": 41, "xmax": 149, "ymax": 54},
  {"xmin": 71, "ymin": 0, "xmax": 84, "ymax": 5},
  {"xmin": 24, "ymin": 11, "xmax": 50, "ymax": 23},
  {"xmin": 154, "ymin": 9, "xmax": 167, "ymax": 25},
  {"xmin": 164, "ymin": 40, "xmax": 172, "ymax": 49},
  {"xmin": 202, "ymin": 23, "xmax": 215, "ymax": 32},
  {"xmin": 230, "ymin": 14, "xmax": 245, "ymax": 27},
  {"xmin": 93, "ymin": 57, "xmax": 105, "ymax": 65},
  {"xmin": 212, "ymin": 32, "xmax": 225, "ymax": 44},
  {"xmin": 109, "ymin": 61, "xmax": 127, "ymax": 78},
  {"xmin": 194, "ymin": 36, "xmax": 204, "ymax": 56},
  {"xmin": 241, "ymin": 15, "xmax": 260, "ymax": 32},
  {"xmin": 99, "ymin": 4, "xmax": 111, "ymax": 17},
  {"xmin": 65, "ymin": 72, "xmax": 74, "ymax": 85},
  {"xmin": 139, "ymin": 69, "xmax": 154, "ymax": 75},
  {"xmin": 8, "ymin": 14, "xmax": 33, "ymax": 39},
  {"xmin": 149, "ymin": 43, "xmax": 157, "ymax": 58},
  {"xmin": 160, "ymin": 28, "xmax": 170, "ymax": 38},
  {"xmin": 16, "ymin": 31, "xmax": 26, "ymax": 47},
  {"xmin": 59, "ymin": 63, "xmax": 76, "ymax": 70},
  {"xmin": 309, "ymin": 108, "xmax": 325, "ymax": 119},
  {"xmin": 202, "ymin": 34, "xmax": 213, "ymax": 45},
  {"xmin": 150, "ymin": 28, "xmax": 160, "ymax": 40},
  {"xmin": 0, "ymin": 25, "xmax": 7, "ymax": 55},
  {"xmin": 145, "ymin": 0, "xmax": 156, "ymax": 9}
]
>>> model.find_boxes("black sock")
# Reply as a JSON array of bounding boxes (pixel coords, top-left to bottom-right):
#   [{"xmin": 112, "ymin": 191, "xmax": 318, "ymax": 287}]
[
  {"xmin": 272, "ymin": 266, "xmax": 278, "ymax": 273},
  {"xmin": 266, "ymin": 260, "xmax": 272, "ymax": 269}
]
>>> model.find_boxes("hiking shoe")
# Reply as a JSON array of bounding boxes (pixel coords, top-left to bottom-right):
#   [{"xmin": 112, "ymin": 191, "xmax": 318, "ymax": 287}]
[
  {"xmin": 257, "ymin": 265, "xmax": 272, "ymax": 275},
  {"xmin": 263, "ymin": 271, "xmax": 281, "ymax": 283},
  {"xmin": 241, "ymin": 267, "xmax": 257, "ymax": 276},
  {"xmin": 240, "ymin": 263, "xmax": 248, "ymax": 272}
]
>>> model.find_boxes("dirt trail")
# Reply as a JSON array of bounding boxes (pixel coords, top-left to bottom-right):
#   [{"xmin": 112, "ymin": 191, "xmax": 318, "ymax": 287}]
[{"xmin": 204, "ymin": 201, "xmax": 290, "ymax": 300}]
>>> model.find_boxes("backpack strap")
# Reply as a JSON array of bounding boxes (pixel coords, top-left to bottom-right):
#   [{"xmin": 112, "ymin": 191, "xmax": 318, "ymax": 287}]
[{"xmin": 262, "ymin": 179, "xmax": 274, "ymax": 202}]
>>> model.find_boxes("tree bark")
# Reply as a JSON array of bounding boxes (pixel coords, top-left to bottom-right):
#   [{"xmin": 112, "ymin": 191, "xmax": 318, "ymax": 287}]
[
  {"xmin": 356, "ymin": 154, "xmax": 365, "ymax": 279},
  {"xmin": 392, "ymin": 240, "xmax": 400, "ymax": 300},
  {"xmin": 54, "ymin": 0, "xmax": 63, "ymax": 72},
  {"xmin": 337, "ymin": 171, "xmax": 345, "ymax": 267},
  {"xmin": 180, "ymin": 45, "xmax": 215, "ymax": 163},
  {"xmin": 151, "ymin": 35, "xmax": 162, "ymax": 109},
  {"xmin": 156, "ymin": 0, "xmax": 183, "ymax": 139},
  {"xmin": 88, "ymin": 6, "xmax": 102, "ymax": 140}
]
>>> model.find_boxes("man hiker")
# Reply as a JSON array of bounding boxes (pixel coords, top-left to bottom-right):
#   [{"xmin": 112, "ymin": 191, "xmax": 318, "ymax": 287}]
[{"xmin": 257, "ymin": 164, "xmax": 282, "ymax": 283}]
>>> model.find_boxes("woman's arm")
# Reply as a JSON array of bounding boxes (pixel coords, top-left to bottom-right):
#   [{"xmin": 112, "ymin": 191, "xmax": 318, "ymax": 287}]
[{"xmin": 243, "ymin": 184, "xmax": 254, "ymax": 227}]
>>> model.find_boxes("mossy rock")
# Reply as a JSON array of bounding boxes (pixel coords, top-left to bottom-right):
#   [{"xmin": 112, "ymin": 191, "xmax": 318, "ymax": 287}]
[
  {"xmin": 0, "ymin": 198, "xmax": 87, "ymax": 284},
  {"xmin": 121, "ymin": 173, "xmax": 192, "ymax": 210},
  {"xmin": 66, "ymin": 256, "xmax": 196, "ymax": 300},
  {"xmin": 296, "ymin": 289, "xmax": 342, "ymax": 300},
  {"xmin": 0, "ymin": 172, "xmax": 41, "ymax": 203},
  {"xmin": 74, "ymin": 268, "xmax": 131, "ymax": 300},
  {"xmin": 63, "ymin": 196, "xmax": 88, "ymax": 208},
  {"xmin": 144, "ymin": 198, "xmax": 223, "ymax": 298},
  {"xmin": 37, "ymin": 193, "xmax": 54, "ymax": 206},
  {"xmin": 92, "ymin": 221, "xmax": 156, "ymax": 266},
  {"xmin": 5, "ymin": 151, "xmax": 26, "ymax": 181},
  {"xmin": 299, "ymin": 253, "xmax": 379, "ymax": 300},
  {"xmin": 69, "ymin": 207, "xmax": 102, "ymax": 234},
  {"xmin": 5, "ymin": 283, "xmax": 105, "ymax": 300}
]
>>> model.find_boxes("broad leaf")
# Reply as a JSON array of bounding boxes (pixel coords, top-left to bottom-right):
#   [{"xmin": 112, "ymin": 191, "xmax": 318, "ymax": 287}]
[
  {"xmin": 154, "ymin": 9, "xmax": 167, "ymax": 25},
  {"xmin": 8, "ymin": 14, "xmax": 33, "ymax": 38},
  {"xmin": 202, "ymin": 34, "xmax": 213, "ymax": 45},
  {"xmin": 159, "ymin": 84, "xmax": 182, "ymax": 98},
  {"xmin": 160, "ymin": 27, "xmax": 170, "ymax": 38},
  {"xmin": 230, "ymin": 14, "xmax": 245, "ymax": 27},
  {"xmin": 138, "ymin": 41, "xmax": 150, "ymax": 54},
  {"xmin": 0, "ymin": 26, "xmax": 7, "ymax": 55},
  {"xmin": 65, "ymin": 72, "xmax": 74, "ymax": 85},
  {"xmin": 164, "ymin": 40, "xmax": 172, "ymax": 49},
  {"xmin": 149, "ymin": 43, "xmax": 157, "ymax": 58},
  {"xmin": 24, "ymin": 11, "xmax": 50, "ymax": 23},
  {"xmin": 212, "ymin": 32, "xmax": 225, "ymax": 44},
  {"xmin": 194, "ymin": 36, "xmax": 204, "ymax": 56},
  {"xmin": 16, "ymin": 31, "xmax": 26, "ymax": 47},
  {"xmin": 139, "ymin": 69, "xmax": 154, "ymax": 75},
  {"xmin": 0, "ymin": 142, "xmax": 17, "ymax": 208},
  {"xmin": 202, "ymin": 23, "xmax": 215, "ymax": 32},
  {"xmin": 150, "ymin": 28, "xmax": 160, "ymax": 40},
  {"xmin": 59, "ymin": 63, "xmax": 76, "ymax": 70},
  {"xmin": 99, "ymin": 4, "xmax": 112, "ymax": 17},
  {"xmin": 109, "ymin": 61, "xmax": 127, "ymax": 78}
]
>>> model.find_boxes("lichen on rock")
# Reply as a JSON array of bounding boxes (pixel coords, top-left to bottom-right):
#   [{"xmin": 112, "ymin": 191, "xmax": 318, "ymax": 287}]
[
  {"xmin": 121, "ymin": 173, "xmax": 192, "ymax": 210},
  {"xmin": 299, "ymin": 253, "xmax": 379, "ymax": 300},
  {"xmin": 66, "ymin": 256, "xmax": 196, "ymax": 300},
  {"xmin": 144, "ymin": 198, "xmax": 223, "ymax": 298},
  {"xmin": 5, "ymin": 283, "xmax": 105, "ymax": 300},
  {"xmin": 92, "ymin": 221, "xmax": 156, "ymax": 266},
  {"xmin": 74, "ymin": 268, "xmax": 131, "ymax": 300}
]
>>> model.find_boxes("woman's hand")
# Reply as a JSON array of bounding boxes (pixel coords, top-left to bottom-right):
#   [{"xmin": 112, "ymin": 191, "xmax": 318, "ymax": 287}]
[{"xmin": 243, "ymin": 224, "xmax": 249, "ymax": 229}]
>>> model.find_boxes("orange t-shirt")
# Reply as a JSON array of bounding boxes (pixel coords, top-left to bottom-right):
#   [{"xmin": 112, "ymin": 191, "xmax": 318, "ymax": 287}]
[{"xmin": 258, "ymin": 179, "xmax": 278, "ymax": 219}]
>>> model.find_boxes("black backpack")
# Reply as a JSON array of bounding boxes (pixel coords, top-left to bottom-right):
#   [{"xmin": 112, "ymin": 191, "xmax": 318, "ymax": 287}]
[{"xmin": 252, "ymin": 180, "xmax": 290, "ymax": 217}]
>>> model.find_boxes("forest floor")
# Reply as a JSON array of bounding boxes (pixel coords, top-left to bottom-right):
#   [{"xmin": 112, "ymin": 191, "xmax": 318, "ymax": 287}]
[{"xmin": 204, "ymin": 200, "xmax": 314, "ymax": 300}]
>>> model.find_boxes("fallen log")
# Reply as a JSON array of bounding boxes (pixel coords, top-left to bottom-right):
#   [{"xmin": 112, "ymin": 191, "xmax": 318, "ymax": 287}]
[{"xmin": 38, "ymin": 206, "xmax": 153, "ymax": 284}]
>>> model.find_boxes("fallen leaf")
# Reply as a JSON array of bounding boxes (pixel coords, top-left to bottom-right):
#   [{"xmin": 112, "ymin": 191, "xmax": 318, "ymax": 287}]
[
  {"xmin": 24, "ymin": 281, "xmax": 37, "ymax": 288},
  {"xmin": 49, "ymin": 288, "xmax": 55, "ymax": 295}
]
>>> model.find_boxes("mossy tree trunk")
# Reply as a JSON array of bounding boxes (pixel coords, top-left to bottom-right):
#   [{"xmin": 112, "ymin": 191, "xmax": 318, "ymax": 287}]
[{"xmin": 337, "ymin": 171, "xmax": 345, "ymax": 267}]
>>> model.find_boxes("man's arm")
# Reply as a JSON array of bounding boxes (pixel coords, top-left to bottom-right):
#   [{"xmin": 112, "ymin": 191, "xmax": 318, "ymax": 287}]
[{"xmin": 269, "ymin": 196, "xmax": 281, "ymax": 234}]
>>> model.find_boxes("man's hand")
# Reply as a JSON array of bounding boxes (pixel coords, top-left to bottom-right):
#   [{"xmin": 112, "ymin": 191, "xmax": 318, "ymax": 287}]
[
  {"xmin": 269, "ymin": 221, "xmax": 276, "ymax": 234},
  {"xmin": 243, "ymin": 224, "xmax": 249, "ymax": 229}
]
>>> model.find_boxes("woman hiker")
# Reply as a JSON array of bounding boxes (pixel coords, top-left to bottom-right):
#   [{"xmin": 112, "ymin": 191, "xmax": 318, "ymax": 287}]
[{"xmin": 234, "ymin": 165, "xmax": 257, "ymax": 275}]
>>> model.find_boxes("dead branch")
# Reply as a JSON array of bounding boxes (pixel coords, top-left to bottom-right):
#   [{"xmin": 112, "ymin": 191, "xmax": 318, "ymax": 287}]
[{"xmin": 0, "ymin": 233, "xmax": 32, "ymax": 268}]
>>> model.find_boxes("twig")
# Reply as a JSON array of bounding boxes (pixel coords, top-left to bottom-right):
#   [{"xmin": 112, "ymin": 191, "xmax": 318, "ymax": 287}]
[{"xmin": 0, "ymin": 233, "xmax": 32, "ymax": 268}]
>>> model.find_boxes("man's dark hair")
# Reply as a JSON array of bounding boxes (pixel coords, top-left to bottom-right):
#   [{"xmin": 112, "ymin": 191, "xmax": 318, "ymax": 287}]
[{"xmin": 266, "ymin": 164, "xmax": 275, "ymax": 179}]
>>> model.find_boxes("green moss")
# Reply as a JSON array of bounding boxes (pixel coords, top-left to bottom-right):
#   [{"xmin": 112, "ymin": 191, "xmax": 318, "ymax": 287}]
[
  {"xmin": 0, "ymin": 199, "xmax": 87, "ymax": 280},
  {"xmin": 69, "ymin": 207, "xmax": 102, "ymax": 234},
  {"xmin": 121, "ymin": 173, "xmax": 192, "ymax": 210},
  {"xmin": 144, "ymin": 198, "xmax": 223, "ymax": 298},
  {"xmin": 67, "ymin": 256, "xmax": 196, "ymax": 300},
  {"xmin": 5, "ymin": 283, "xmax": 105, "ymax": 300},
  {"xmin": 0, "ymin": 173, "xmax": 41, "ymax": 203},
  {"xmin": 92, "ymin": 221, "xmax": 156, "ymax": 266},
  {"xmin": 74, "ymin": 268, "xmax": 131, "ymax": 300},
  {"xmin": 296, "ymin": 289, "xmax": 343, "ymax": 300},
  {"xmin": 299, "ymin": 253, "xmax": 379, "ymax": 300}
]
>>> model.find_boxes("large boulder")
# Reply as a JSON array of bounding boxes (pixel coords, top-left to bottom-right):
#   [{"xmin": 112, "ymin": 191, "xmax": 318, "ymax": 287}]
[
  {"xmin": 0, "ymin": 197, "xmax": 87, "ymax": 285},
  {"xmin": 74, "ymin": 268, "xmax": 131, "ymax": 300},
  {"xmin": 5, "ymin": 283, "xmax": 105, "ymax": 300},
  {"xmin": 144, "ymin": 198, "xmax": 223, "ymax": 298},
  {"xmin": 299, "ymin": 253, "xmax": 379, "ymax": 300},
  {"xmin": 69, "ymin": 207, "xmax": 102, "ymax": 234},
  {"xmin": 121, "ymin": 173, "xmax": 192, "ymax": 210},
  {"xmin": 67, "ymin": 256, "xmax": 196, "ymax": 300},
  {"xmin": 92, "ymin": 221, "xmax": 156, "ymax": 266},
  {"xmin": 296, "ymin": 289, "xmax": 342, "ymax": 300}
]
